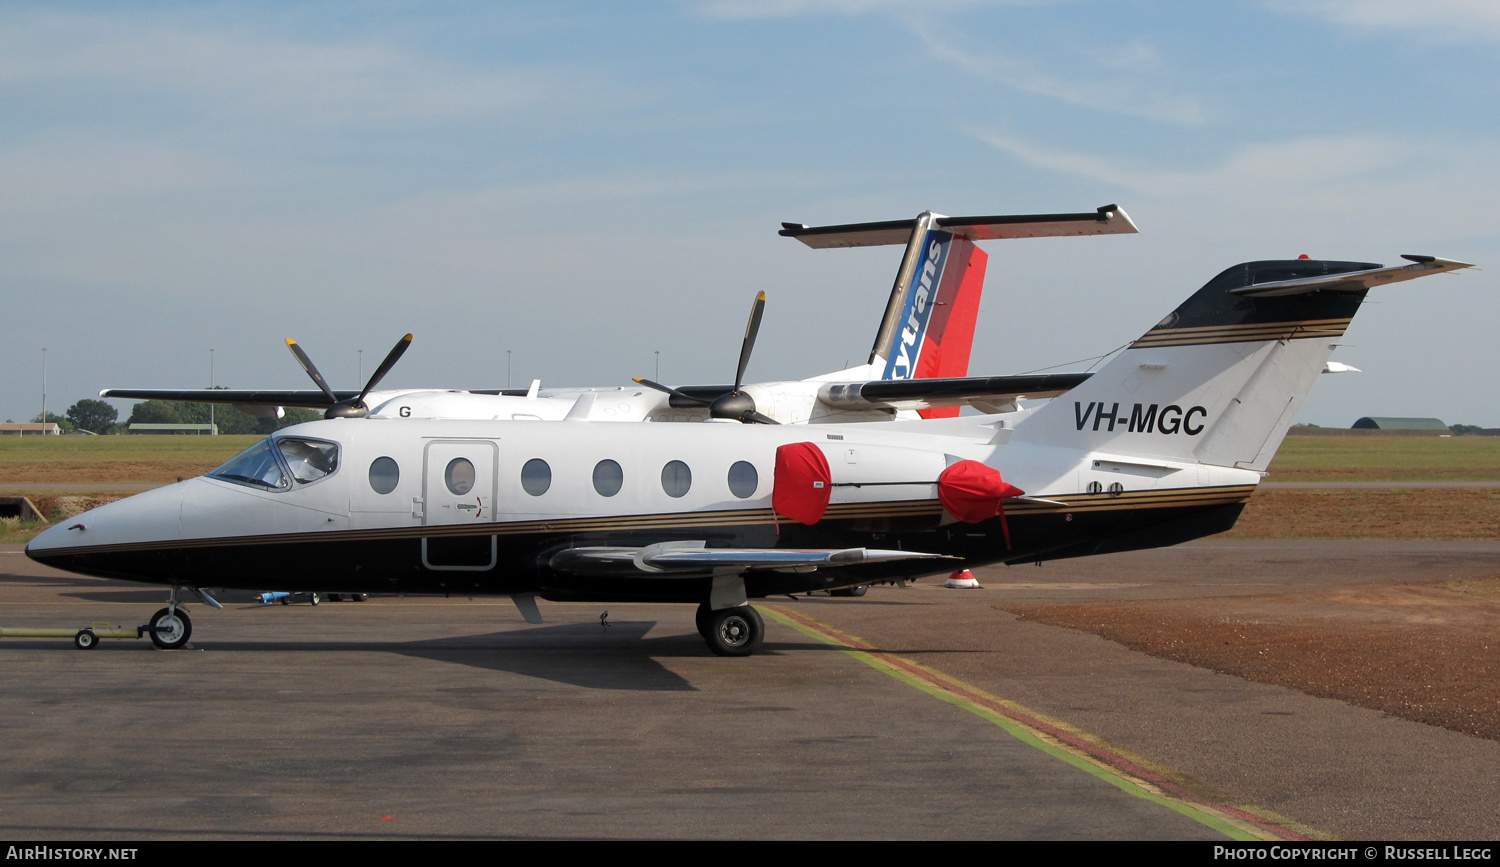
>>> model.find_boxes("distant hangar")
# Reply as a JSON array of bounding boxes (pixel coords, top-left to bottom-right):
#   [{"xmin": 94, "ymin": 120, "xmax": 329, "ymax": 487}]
[{"xmin": 1351, "ymin": 417, "xmax": 1449, "ymax": 431}]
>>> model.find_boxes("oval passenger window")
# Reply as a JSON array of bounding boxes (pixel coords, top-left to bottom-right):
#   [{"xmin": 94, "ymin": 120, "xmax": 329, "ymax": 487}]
[
  {"xmin": 368, "ymin": 456, "xmax": 399, "ymax": 494},
  {"xmin": 727, "ymin": 461, "xmax": 758, "ymax": 499},
  {"xmin": 592, "ymin": 459, "xmax": 623, "ymax": 497},
  {"xmin": 521, "ymin": 458, "xmax": 551, "ymax": 496},
  {"xmin": 660, "ymin": 460, "xmax": 691, "ymax": 498},
  {"xmin": 446, "ymin": 458, "xmax": 476, "ymax": 495}
]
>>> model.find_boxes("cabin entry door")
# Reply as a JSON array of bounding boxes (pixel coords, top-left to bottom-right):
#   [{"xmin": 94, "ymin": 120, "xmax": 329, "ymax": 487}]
[{"xmin": 421, "ymin": 439, "xmax": 498, "ymax": 571}]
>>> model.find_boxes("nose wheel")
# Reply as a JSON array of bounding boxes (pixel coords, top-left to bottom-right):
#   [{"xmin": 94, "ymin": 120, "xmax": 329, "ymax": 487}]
[
  {"xmin": 148, "ymin": 607, "xmax": 192, "ymax": 650},
  {"xmin": 697, "ymin": 603, "xmax": 764, "ymax": 657}
]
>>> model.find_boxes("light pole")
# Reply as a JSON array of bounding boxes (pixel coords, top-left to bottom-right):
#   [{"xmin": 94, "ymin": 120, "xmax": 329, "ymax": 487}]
[
  {"xmin": 209, "ymin": 349, "xmax": 215, "ymax": 434},
  {"xmin": 358, "ymin": 349, "xmax": 364, "ymax": 384},
  {"xmin": 40, "ymin": 347, "xmax": 46, "ymax": 433},
  {"xmin": 655, "ymin": 350, "xmax": 660, "ymax": 381},
  {"xmin": 507, "ymin": 351, "xmax": 512, "ymax": 389}
]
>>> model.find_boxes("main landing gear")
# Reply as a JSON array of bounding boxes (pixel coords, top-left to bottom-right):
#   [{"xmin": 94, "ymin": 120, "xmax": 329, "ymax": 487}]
[{"xmin": 695, "ymin": 602, "xmax": 764, "ymax": 657}]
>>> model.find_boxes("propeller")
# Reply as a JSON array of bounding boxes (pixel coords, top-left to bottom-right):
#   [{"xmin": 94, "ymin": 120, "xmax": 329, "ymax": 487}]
[
  {"xmin": 286, "ymin": 334, "xmax": 413, "ymax": 419},
  {"xmin": 634, "ymin": 291, "xmax": 780, "ymax": 425}
]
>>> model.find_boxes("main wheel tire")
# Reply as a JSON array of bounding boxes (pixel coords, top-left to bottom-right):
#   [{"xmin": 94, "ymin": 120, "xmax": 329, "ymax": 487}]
[
  {"xmin": 74, "ymin": 629, "xmax": 97, "ymax": 650},
  {"xmin": 351, "ymin": 594, "xmax": 367, "ymax": 602},
  {"xmin": 704, "ymin": 605, "xmax": 763, "ymax": 657},
  {"xmin": 830, "ymin": 584, "xmax": 869, "ymax": 598},
  {"xmin": 309, "ymin": 593, "xmax": 320, "ymax": 606},
  {"xmin": 148, "ymin": 607, "xmax": 192, "ymax": 650}
]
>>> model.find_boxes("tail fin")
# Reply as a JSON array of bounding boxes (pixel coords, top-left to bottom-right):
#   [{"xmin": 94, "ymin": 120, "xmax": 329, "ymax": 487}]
[
  {"xmin": 914, "ymin": 240, "xmax": 986, "ymax": 417},
  {"xmin": 865, "ymin": 212, "xmax": 975, "ymax": 383},
  {"xmin": 1012, "ymin": 256, "xmax": 1472, "ymax": 471}
]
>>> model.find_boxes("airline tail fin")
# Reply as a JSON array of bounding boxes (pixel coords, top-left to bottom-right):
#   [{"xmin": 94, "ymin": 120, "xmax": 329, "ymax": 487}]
[
  {"xmin": 1011, "ymin": 256, "xmax": 1472, "ymax": 471},
  {"xmin": 913, "ymin": 240, "xmax": 986, "ymax": 417}
]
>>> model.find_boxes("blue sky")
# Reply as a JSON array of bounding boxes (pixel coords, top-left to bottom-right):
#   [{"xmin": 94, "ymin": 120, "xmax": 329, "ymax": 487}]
[{"xmin": 3, "ymin": 0, "xmax": 1497, "ymax": 427}]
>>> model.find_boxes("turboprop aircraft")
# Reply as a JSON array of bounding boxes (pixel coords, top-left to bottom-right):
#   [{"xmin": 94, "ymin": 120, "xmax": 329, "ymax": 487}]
[
  {"xmin": 27, "ymin": 239, "xmax": 1470, "ymax": 656},
  {"xmin": 100, "ymin": 205, "xmax": 1139, "ymax": 426}
]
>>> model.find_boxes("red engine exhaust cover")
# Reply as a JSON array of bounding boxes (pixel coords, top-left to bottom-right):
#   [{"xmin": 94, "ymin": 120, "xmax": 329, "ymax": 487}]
[{"xmin": 773, "ymin": 442, "xmax": 832, "ymax": 525}]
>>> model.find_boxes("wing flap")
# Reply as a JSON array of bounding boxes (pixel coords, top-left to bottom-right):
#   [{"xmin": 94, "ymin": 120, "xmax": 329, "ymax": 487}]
[{"xmin": 549, "ymin": 541, "xmax": 948, "ymax": 576}]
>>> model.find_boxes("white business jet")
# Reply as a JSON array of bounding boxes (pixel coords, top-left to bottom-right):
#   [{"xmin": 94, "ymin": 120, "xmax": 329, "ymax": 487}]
[{"xmin": 32, "ymin": 223, "xmax": 1468, "ymax": 657}]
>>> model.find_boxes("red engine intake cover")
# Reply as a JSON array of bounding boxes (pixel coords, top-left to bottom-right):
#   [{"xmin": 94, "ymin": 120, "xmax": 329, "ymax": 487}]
[
  {"xmin": 773, "ymin": 442, "xmax": 832, "ymax": 525},
  {"xmin": 937, "ymin": 460, "xmax": 1023, "ymax": 523}
]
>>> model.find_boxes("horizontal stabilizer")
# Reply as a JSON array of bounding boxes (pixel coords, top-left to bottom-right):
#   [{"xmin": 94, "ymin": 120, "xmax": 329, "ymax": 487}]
[
  {"xmin": 1230, "ymin": 256, "xmax": 1473, "ymax": 297},
  {"xmin": 780, "ymin": 204, "xmax": 1137, "ymax": 249}
]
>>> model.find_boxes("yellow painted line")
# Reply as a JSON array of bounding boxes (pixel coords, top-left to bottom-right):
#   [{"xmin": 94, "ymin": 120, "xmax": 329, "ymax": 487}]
[{"xmin": 762, "ymin": 604, "xmax": 1324, "ymax": 842}]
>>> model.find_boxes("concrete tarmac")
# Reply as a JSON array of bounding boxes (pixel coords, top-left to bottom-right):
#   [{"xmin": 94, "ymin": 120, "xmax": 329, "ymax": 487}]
[{"xmin": 1, "ymin": 541, "xmax": 1496, "ymax": 840}]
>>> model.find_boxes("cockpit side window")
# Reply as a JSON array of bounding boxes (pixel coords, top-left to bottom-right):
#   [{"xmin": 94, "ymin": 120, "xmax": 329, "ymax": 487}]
[
  {"xmin": 208, "ymin": 439, "xmax": 291, "ymax": 491},
  {"xmin": 277, "ymin": 438, "xmax": 340, "ymax": 485}
]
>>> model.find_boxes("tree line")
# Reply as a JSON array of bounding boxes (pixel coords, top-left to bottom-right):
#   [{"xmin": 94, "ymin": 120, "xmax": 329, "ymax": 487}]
[{"xmin": 17, "ymin": 397, "xmax": 320, "ymax": 435}]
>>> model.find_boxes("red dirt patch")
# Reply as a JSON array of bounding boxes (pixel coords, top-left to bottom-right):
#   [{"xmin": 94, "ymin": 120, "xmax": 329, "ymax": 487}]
[
  {"xmin": 1223, "ymin": 489, "xmax": 1500, "ymax": 540},
  {"xmin": 1003, "ymin": 578, "xmax": 1500, "ymax": 740}
]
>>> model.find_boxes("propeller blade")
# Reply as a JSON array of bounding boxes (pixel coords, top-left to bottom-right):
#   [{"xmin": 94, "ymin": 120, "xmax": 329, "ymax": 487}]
[
  {"xmin": 285, "ymin": 339, "xmax": 338, "ymax": 404},
  {"xmin": 633, "ymin": 377, "xmax": 712, "ymax": 406},
  {"xmin": 732, "ymin": 291, "xmax": 766, "ymax": 394},
  {"xmin": 355, "ymin": 334, "xmax": 413, "ymax": 405},
  {"xmin": 742, "ymin": 410, "xmax": 781, "ymax": 426}
]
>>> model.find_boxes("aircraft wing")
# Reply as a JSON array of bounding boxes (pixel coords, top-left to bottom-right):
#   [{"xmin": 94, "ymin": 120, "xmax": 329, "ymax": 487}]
[
  {"xmin": 780, "ymin": 204, "xmax": 1137, "ymax": 249},
  {"xmin": 822, "ymin": 372, "xmax": 1094, "ymax": 412},
  {"xmin": 550, "ymin": 543, "xmax": 948, "ymax": 576},
  {"xmin": 1230, "ymin": 256, "xmax": 1474, "ymax": 297},
  {"xmin": 99, "ymin": 389, "xmax": 356, "ymax": 408}
]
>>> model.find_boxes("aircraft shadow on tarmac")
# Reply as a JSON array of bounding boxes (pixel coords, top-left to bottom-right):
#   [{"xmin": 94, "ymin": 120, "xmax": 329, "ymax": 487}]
[
  {"xmin": 178, "ymin": 621, "xmax": 833, "ymax": 691},
  {"xmin": 64, "ymin": 588, "xmax": 174, "ymax": 603}
]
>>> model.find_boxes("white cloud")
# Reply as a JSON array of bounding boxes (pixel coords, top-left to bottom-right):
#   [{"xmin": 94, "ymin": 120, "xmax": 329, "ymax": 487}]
[
  {"xmin": 694, "ymin": 0, "xmax": 1204, "ymax": 126},
  {"xmin": 1265, "ymin": 0, "xmax": 1500, "ymax": 42},
  {"xmin": 914, "ymin": 25, "xmax": 1208, "ymax": 127},
  {"xmin": 0, "ymin": 11, "xmax": 619, "ymax": 128},
  {"xmin": 692, "ymin": 0, "xmax": 1010, "ymax": 19},
  {"xmin": 974, "ymin": 131, "xmax": 1424, "ymax": 198}
]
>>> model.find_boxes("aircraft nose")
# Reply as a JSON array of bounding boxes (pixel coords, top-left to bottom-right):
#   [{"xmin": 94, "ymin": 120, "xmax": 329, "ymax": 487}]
[{"xmin": 24, "ymin": 484, "xmax": 186, "ymax": 577}]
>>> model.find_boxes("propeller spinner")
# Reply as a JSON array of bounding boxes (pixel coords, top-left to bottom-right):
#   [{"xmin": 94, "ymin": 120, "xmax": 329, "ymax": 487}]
[
  {"xmin": 286, "ymin": 334, "xmax": 413, "ymax": 419},
  {"xmin": 635, "ymin": 291, "xmax": 780, "ymax": 424}
]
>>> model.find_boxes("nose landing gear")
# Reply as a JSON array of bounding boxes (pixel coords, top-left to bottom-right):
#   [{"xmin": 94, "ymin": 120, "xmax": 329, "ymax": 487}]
[
  {"xmin": 147, "ymin": 606, "xmax": 192, "ymax": 650},
  {"xmin": 146, "ymin": 585, "xmax": 209, "ymax": 650}
]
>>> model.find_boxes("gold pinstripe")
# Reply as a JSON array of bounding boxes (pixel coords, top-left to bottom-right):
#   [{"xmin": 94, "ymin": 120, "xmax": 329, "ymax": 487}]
[{"xmin": 1130, "ymin": 318, "xmax": 1351, "ymax": 348}]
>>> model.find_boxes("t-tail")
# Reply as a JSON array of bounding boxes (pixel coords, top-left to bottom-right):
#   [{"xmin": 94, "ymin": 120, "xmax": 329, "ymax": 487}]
[
  {"xmin": 779, "ymin": 204, "xmax": 1138, "ymax": 416},
  {"xmin": 1011, "ymin": 255, "xmax": 1473, "ymax": 471}
]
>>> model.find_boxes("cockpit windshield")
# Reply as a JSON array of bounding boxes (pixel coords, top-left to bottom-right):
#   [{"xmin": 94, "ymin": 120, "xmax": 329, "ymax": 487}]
[
  {"xmin": 208, "ymin": 438, "xmax": 290, "ymax": 491},
  {"xmin": 207, "ymin": 437, "xmax": 340, "ymax": 491},
  {"xmin": 278, "ymin": 438, "xmax": 339, "ymax": 484}
]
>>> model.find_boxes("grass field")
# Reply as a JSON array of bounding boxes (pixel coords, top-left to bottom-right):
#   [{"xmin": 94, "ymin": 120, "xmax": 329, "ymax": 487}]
[
  {"xmin": 0, "ymin": 434, "xmax": 257, "ymax": 484},
  {"xmin": 1, "ymin": 433, "xmax": 1496, "ymax": 542},
  {"xmin": 1266, "ymin": 435, "xmax": 1500, "ymax": 481}
]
